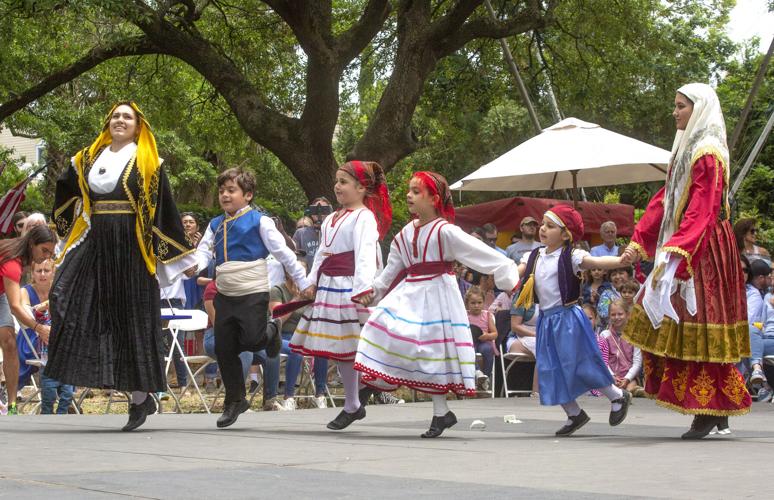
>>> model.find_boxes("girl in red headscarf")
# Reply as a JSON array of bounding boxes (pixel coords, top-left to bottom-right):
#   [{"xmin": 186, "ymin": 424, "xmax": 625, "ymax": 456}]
[
  {"xmin": 354, "ymin": 171, "xmax": 520, "ymax": 438},
  {"xmin": 289, "ymin": 160, "xmax": 391, "ymax": 431}
]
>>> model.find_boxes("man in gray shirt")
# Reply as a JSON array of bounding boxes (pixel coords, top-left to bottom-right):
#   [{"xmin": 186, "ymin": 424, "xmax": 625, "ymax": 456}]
[{"xmin": 506, "ymin": 216, "xmax": 542, "ymax": 263}]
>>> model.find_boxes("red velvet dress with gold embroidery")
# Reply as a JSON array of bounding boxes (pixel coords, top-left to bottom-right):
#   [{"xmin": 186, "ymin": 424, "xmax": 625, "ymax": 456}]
[{"xmin": 624, "ymin": 154, "xmax": 751, "ymax": 416}]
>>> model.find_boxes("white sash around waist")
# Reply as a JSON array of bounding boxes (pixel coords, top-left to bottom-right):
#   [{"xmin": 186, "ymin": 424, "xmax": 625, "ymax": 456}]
[{"xmin": 216, "ymin": 258, "xmax": 269, "ymax": 297}]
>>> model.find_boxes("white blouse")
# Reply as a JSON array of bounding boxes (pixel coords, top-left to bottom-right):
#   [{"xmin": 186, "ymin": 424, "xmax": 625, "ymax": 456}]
[
  {"xmin": 521, "ymin": 246, "xmax": 588, "ymax": 310},
  {"xmin": 87, "ymin": 142, "xmax": 138, "ymax": 194}
]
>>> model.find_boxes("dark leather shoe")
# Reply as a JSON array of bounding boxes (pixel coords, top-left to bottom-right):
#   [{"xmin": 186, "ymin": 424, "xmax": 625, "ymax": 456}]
[
  {"xmin": 122, "ymin": 396, "xmax": 157, "ymax": 432},
  {"xmin": 555, "ymin": 410, "xmax": 590, "ymax": 436},
  {"xmin": 609, "ymin": 389, "xmax": 632, "ymax": 426},
  {"xmin": 265, "ymin": 319, "xmax": 282, "ymax": 358},
  {"xmin": 327, "ymin": 406, "xmax": 366, "ymax": 430},
  {"xmin": 359, "ymin": 387, "xmax": 375, "ymax": 406},
  {"xmin": 217, "ymin": 399, "xmax": 250, "ymax": 428},
  {"xmin": 681, "ymin": 415, "xmax": 723, "ymax": 440},
  {"xmin": 421, "ymin": 411, "xmax": 458, "ymax": 438}
]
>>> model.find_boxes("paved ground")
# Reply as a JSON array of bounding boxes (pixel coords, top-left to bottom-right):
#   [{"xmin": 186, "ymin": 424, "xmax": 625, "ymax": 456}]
[{"xmin": 1, "ymin": 397, "xmax": 772, "ymax": 499}]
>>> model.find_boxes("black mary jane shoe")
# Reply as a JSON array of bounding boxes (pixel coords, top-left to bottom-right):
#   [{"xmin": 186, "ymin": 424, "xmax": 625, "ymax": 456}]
[
  {"xmin": 217, "ymin": 399, "xmax": 250, "ymax": 429},
  {"xmin": 420, "ymin": 411, "xmax": 458, "ymax": 438},
  {"xmin": 609, "ymin": 390, "xmax": 632, "ymax": 426},
  {"xmin": 555, "ymin": 410, "xmax": 590, "ymax": 437},
  {"xmin": 681, "ymin": 415, "xmax": 724, "ymax": 440},
  {"xmin": 122, "ymin": 396, "xmax": 157, "ymax": 432},
  {"xmin": 265, "ymin": 319, "xmax": 283, "ymax": 358},
  {"xmin": 327, "ymin": 406, "xmax": 366, "ymax": 430}
]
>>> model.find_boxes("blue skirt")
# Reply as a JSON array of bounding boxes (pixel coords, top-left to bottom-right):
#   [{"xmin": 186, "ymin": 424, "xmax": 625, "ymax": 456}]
[{"xmin": 536, "ymin": 304, "xmax": 613, "ymax": 406}]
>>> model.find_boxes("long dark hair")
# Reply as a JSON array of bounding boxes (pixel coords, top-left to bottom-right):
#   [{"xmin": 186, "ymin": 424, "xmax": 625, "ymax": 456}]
[
  {"xmin": 733, "ymin": 218, "xmax": 756, "ymax": 251},
  {"xmin": 0, "ymin": 225, "xmax": 57, "ymax": 267}
]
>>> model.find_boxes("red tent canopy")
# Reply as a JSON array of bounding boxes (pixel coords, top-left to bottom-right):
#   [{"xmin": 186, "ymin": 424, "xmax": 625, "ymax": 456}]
[{"xmin": 455, "ymin": 196, "xmax": 634, "ymax": 241}]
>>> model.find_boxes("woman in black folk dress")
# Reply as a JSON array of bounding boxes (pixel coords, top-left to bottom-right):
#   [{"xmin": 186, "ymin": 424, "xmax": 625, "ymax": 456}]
[{"xmin": 45, "ymin": 101, "xmax": 196, "ymax": 431}]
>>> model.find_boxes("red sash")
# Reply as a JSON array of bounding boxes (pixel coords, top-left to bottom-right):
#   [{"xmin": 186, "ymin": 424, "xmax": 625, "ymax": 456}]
[{"xmin": 271, "ymin": 251, "xmax": 356, "ymax": 318}]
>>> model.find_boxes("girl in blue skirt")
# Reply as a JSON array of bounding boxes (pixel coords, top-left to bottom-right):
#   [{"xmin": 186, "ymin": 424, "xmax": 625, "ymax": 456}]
[{"xmin": 514, "ymin": 205, "xmax": 633, "ymax": 436}]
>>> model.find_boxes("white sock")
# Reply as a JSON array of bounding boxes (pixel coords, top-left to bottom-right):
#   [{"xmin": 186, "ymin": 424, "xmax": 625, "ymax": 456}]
[
  {"xmin": 432, "ymin": 394, "xmax": 450, "ymax": 417},
  {"xmin": 599, "ymin": 385, "xmax": 624, "ymax": 411},
  {"xmin": 131, "ymin": 391, "xmax": 148, "ymax": 405},
  {"xmin": 561, "ymin": 401, "xmax": 581, "ymax": 425},
  {"xmin": 338, "ymin": 361, "xmax": 361, "ymax": 413},
  {"xmin": 250, "ymin": 373, "xmax": 259, "ymax": 382}
]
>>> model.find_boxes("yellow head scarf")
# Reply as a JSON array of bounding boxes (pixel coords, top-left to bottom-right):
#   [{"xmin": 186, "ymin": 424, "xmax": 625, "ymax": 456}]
[{"xmin": 57, "ymin": 101, "xmax": 161, "ymax": 275}]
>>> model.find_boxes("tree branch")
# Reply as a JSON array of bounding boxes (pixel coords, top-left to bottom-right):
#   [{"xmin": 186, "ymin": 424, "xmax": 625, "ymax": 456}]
[
  {"xmin": 334, "ymin": 0, "xmax": 391, "ymax": 64},
  {"xmin": 433, "ymin": 0, "xmax": 554, "ymax": 57},
  {"xmin": 0, "ymin": 36, "xmax": 158, "ymax": 122},
  {"xmin": 262, "ymin": 0, "xmax": 335, "ymax": 60}
]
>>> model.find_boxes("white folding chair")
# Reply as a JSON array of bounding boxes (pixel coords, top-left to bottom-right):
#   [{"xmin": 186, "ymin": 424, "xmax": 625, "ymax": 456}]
[
  {"xmin": 161, "ymin": 308, "xmax": 211, "ymax": 413},
  {"xmin": 499, "ymin": 342, "xmax": 536, "ymax": 398}
]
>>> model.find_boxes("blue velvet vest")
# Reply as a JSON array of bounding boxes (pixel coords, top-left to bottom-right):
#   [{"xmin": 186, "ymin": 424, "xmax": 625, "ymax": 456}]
[{"xmin": 209, "ymin": 208, "xmax": 269, "ymax": 266}]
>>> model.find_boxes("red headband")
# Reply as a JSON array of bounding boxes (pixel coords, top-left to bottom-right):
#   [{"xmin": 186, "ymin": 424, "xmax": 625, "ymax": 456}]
[
  {"xmin": 346, "ymin": 160, "xmax": 392, "ymax": 240},
  {"xmin": 412, "ymin": 171, "xmax": 455, "ymax": 222}
]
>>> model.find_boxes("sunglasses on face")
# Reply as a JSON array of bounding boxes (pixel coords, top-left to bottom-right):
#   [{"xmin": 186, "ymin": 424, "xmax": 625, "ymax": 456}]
[{"xmin": 750, "ymin": 228, "xmax": 757, "ymax": 235}]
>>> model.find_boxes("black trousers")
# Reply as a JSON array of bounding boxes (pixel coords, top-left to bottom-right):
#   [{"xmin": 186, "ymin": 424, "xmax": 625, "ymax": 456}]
[{"xmin": 213, "ymin": 292, "xmax": 269, "ymax": 404}]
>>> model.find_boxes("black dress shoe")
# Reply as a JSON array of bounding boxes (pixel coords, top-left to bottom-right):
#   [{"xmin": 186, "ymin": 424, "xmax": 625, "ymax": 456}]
[
  {"xmin": 359, "ymin": 387, "xmax": 375, "ymax": 406},
  {"xmin": 555, "ymin": 410, "xmax": 590, "ymax": 436},
  {"xmin": 327, "ymin": 406, "xmax": 366, "ymax": 430},
  {"xmin": 217, "ymin": 399, "xmax": 250, "ymax": 428},
  {"xmin": 265, "ymin": 319, "xmax": 283, "ymax": 358},
  {"xmin": 421, "ymin": 411, "xmax": 458, "ymax": 438},
  {"xmin": 681, "ymin": 415, "xmax": 724, "ymax": 440},
  {"xmin": 122, "ymin": 396, "xmax": 157, "ymax": 432},
  {"xmin": 609, "ymin": 389, "xmax": 632, "ymax": 426}
]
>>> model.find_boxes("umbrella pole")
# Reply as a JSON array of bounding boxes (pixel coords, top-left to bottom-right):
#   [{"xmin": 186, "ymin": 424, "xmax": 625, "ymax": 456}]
[{"xmin": 571, "ymin": 170, "xmax": 579, "ymax": 208}]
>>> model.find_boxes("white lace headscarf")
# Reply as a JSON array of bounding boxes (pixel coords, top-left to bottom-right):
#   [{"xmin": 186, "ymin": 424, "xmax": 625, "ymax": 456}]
[
  {"xmin": 657, "ymin": 83, "xmax": 730, "ymax": 258},
  {"xmin": 641, "ymin": 83, "xmax": 730, "ymax": 328}
]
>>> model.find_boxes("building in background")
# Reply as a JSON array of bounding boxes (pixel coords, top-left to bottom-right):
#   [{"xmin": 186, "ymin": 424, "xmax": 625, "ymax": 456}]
[{"xmin": 0, "ymin": 126, "xmax": 45, "ymax": 171}]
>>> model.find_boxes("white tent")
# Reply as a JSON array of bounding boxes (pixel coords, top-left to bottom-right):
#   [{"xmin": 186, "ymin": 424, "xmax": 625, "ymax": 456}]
[{"xmin": 451, "ymin": 118, "xmax": 671, "ymax": 192}]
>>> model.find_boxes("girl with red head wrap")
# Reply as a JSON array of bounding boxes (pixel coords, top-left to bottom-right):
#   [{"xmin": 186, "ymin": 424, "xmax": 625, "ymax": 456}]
[
  {"xmin": 354, "ymin": 171, "xmax": 520, "ymax": 438},
  {"xmin": 289, "ymin": 160, "xmax": 391, "ymax": 431}
]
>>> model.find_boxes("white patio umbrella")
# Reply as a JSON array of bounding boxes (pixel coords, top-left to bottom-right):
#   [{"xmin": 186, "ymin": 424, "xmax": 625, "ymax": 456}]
[{"xmin": 451, "ymin": 118, "xmax": 671, "ymax": 195}]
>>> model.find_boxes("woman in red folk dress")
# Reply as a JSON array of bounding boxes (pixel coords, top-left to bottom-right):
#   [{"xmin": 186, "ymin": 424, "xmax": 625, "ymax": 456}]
[{"xmin": 622, "ymin": 83, "xmax": 751, "ymax": 439}]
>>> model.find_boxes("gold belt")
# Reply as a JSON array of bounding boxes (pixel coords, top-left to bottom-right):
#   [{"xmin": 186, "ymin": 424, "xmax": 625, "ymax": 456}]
[{"xmin": 92, "ymin": 200, "xmax": 134, "ymax": 215}]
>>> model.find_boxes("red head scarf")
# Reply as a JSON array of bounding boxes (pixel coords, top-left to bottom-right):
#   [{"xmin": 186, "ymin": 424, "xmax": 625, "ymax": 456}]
[
  {"xmin": 411, "ymin": 171, "xmax": 455, "ymax": 223},
  {"xmin": 339, "ymin": 160, "xmax": 392, "ymax": 240},
  {"xmin": 545, "ymin": 204, "xmax": 584, "ymax": 243}
]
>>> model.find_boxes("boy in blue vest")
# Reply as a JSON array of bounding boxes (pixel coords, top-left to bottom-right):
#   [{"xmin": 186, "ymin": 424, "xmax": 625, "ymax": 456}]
[{"xmin": 193, "ymin": 168, "xmax": 313, "ymax": 428}]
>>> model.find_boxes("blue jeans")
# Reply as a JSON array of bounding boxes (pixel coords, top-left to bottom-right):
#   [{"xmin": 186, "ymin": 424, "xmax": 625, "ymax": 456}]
[
  {"xmin": 204, "ymin": 328, "xmax": 253, "ymax": 381},
  {"xmin": 280, "ymin": 332, "xmax": 328, "ymax": 397},
  {"xmin": 203, "ymin": 328, "xmax": 279, "ymax": 397},
  {"xmin": 475, "ymin": 340, "xmax": 495, "ymax": 377},
  {"xmin": 40, "ymin": 374, "xmax": 74, "ymax": 415},
  {"xmin": 740, "ymin": 327, "xmax": 765, "ymax": 376}
]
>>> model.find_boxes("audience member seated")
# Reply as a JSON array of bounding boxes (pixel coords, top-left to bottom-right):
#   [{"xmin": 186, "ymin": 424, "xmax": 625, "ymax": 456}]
[
  {"xmin": 734, "ymin": 217, "xmax": 771, "ymax": 265},
  {"xmin": 506, "ymin": 292, "xmax": 539, "ymax": 395},
  {"xmin": 582, "ymin": 268, "xmax": 612, "ymax": 307},
  {"xmin": 466, "ymin": 286, "xmax": 497, "ymax": 389},
  {"xmin": 590, "ymin": 221, "xmax": 619, "ymax": 257},
  {"xmin": 598, "ymin": 299, "xmax": 642, "ymax": 395},
  {"xmin": 267, "ymin": 258, "xmax": 328, "ymax": 411},
  {"xmin": 596, "ymin": 264, "xmax": 634, "ymax": 329},
  {"xmin": 505, "ymin": 217, "xmax": 541, "ymax": 264}
]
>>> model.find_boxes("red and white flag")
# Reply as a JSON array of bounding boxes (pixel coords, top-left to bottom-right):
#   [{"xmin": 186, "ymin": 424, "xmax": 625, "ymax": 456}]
[{"xmin": 0, "ymin": 177, "xmax": 32, "ymax": 234}]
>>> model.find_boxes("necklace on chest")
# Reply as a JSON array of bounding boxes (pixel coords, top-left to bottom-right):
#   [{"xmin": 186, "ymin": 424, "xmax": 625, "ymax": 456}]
[{"xmin": 98, "ymin": 167, "xmax": 107, "ymax": 175}]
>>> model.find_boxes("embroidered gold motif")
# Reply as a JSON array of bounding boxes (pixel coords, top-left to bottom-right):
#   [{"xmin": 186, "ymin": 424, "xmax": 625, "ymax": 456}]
[
  {"xmin": 157, "ymin": 240, "xmax": 169, "ymax": 259},
  {"xmin": 689, "ymin": 367, "xmax": 716, "ymax": 407},
  {"xmin": 721, "ymin": 370, "xmax": 747, "ymax": 406},
  {"xmin": 643, "ymin": 355, "xmax": 653, "ymax": 380},
  {"xmin": 672, "ymin": 365, "xmax": 689, "ymax": 402}
]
